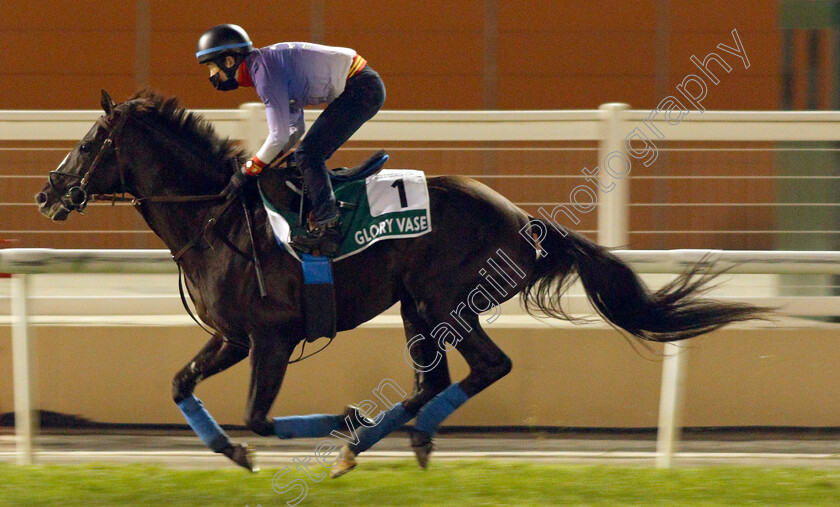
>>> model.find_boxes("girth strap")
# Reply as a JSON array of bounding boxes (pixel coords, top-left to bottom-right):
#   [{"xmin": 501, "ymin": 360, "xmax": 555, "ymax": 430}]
[{"xmin": 177, "ymin": 264, "xmax": 251, "ymax": 352}]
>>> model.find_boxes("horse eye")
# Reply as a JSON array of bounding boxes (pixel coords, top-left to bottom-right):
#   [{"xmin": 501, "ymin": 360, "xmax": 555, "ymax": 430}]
[{"xmin": 79, "ymin": 143, "xmax": 91, "ymax": 153}]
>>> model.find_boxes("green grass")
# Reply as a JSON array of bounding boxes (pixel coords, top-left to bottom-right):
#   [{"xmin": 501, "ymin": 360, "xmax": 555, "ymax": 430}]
[{"xmin": 3, "ymin": 461, "xmax": 840, "ymax": 506}]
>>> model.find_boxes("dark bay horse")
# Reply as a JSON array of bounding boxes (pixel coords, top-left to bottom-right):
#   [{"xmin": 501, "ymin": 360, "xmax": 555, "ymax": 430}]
[{"xmin": 36, "ymin": 90, "xmax": 766, "ymax": 476}]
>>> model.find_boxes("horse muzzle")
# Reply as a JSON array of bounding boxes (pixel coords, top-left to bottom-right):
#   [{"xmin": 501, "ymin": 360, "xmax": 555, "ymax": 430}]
[
  {"xmin": 43, "ymin": 202, "xmax": 71, "ymax": 221},
  {"xmin": 36, "ymin": 192, "xmax": 71, "ymax": 221}
]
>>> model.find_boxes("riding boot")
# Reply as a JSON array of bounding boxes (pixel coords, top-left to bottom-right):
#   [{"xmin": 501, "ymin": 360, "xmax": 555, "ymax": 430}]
[
  {"xmin": 291, "ymin": 216, "xmax": 342, "ymax": 255},
  {"xmin": 292, "ymin": 153, "xmax": 342, "ymax": 255}
]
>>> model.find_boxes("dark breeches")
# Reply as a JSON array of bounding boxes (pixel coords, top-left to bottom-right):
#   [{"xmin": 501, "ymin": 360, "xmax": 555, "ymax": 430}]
[{"xmin": 295, "ymin": 65, "xmax": 386, "ymax": 223}]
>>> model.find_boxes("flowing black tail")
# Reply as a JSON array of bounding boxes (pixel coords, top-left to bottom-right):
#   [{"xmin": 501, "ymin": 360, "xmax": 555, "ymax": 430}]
[{"xmin": 522, "ymin": 220, "xmax": 769, "ymax": 342}]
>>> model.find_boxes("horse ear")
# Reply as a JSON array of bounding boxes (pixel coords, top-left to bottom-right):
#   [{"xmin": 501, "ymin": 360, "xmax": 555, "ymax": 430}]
[{"xmin": 100, "ymin": 90, "xmax": 115, "ymax": 115}]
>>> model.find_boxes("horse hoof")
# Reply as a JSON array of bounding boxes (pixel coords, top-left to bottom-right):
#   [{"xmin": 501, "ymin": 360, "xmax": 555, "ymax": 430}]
[
  {"xmin": 343, "ymin": 404, "xmax": 376, "ymax": 429},
  {"xmin": 408, "ymin": 428, "xmax": 434, "ymax": 469},
  {"xmin": 330, "ymin": 445, "xmax": 357, "ymax": 478},
  {"xmin": 223, "ymin": 443, "xmax": 259, "ymax": 473}
]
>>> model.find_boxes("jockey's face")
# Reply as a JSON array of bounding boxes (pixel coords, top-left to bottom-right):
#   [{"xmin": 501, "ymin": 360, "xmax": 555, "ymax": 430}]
[
  {"xmin": 206, "ymin": 62, "xmax": 221, "ymax": 78},
  {"xmin": 206, "ymin": 58, "xmax": 234, "ymax": 80},
  {"xmin": 205, "ymin": 56, "xmax": 240, "ymax": 91}
]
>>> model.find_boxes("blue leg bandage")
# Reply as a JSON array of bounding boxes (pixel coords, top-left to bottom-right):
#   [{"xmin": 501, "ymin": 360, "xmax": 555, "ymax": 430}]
[
  {"xmin": 177, "ymin": 395, "xmax": 230, "ymax": 453},
  {"xmin": 273, "ymin": 414, "xmax": 346, "ymax": 439},
  {"xmin": 351, "ymin": 402, "xmax": 412, "ymax": 454},
  {"xmin": 415, "ymin": 383, "xmax": 469, "ymax": 436}
]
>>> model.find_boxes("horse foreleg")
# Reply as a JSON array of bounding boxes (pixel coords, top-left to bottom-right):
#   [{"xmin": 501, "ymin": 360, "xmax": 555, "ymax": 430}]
[
  {"xmin": 172, "ymin": 333, "xmax": 248, "ymax": 402},
  {"xmin": 244, "ymin": 333, "xmax": 366, "ymax": 443},
  {"xmin": 272, "ymin": 405, "xmax": 373, "ymax": 439},
  {"xmin": 172, "ymin": 333, "xmax": 253, "ymax": 469},
  {"xmin": 243, "ymin": 335, "xmax": 293, "ymax": 437}
]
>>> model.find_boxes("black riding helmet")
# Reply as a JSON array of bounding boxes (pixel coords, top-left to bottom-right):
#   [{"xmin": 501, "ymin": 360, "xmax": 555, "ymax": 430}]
[{"xmin": 196, "ymin": 24, "xmax": 253, "ymax": 90}]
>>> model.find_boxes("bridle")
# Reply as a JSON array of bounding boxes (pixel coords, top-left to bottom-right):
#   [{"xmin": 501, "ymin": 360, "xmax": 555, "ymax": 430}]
[
  {"xmin": 47, "ymin": 101, "xmax": 272, "ymax": 353},
  {"xmin": 49, "ymin": 101, "xmax": 265, "ymax": 300},
  {"xmin": 49, "ymin": 101, "xmax": 231, "ymax": 215},
  {"xmin": 48, "ymin": 103, "xmax": 136, "ymax": 215},
  {"xmin": 47, "ymin": 101, "xmax": 242, "ymax": 262}
]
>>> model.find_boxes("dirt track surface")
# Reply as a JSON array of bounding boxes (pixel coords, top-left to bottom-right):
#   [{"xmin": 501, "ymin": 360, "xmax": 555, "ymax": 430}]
[{"xmin": 4, "ymin": 429, "xmax": 840, "ymax": 468}]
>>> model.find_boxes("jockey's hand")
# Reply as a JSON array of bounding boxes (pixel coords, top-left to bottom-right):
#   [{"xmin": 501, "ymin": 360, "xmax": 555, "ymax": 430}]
[
  {"xmin": 222, "ymin": 157, "xmax": 266, "ymax": 197},
  {"xmin": 222, "ymin": 168, "xmax": 249, "ymax": 197}
]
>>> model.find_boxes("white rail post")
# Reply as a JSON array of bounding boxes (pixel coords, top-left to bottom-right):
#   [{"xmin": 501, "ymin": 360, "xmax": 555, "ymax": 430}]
[
  {"xmin": 656, "ymin": 341, "xmax": 688, "ymax": 468},
  {"xmin": 11, "ymin": 273, "xmax": 36, "ymax": 465},
  {"xmin": 597, "ymin": 103, "xmax": 630, "ymax": 248}
]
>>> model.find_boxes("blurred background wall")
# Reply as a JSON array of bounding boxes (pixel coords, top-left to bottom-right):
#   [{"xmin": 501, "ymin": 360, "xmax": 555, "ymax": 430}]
[{"xmin": 2, "ymin": 0, "xmax": 782, "ymax": 111}]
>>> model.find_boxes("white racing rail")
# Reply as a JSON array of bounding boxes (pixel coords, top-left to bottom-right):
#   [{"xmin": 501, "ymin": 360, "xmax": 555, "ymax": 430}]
[
  {"xmin": 3, "ymin": 248, "xmax": 840, "ymax": 466},
  {"xmin": 5, "ymin": 104, "xmax": 840, "ymax": 248}
]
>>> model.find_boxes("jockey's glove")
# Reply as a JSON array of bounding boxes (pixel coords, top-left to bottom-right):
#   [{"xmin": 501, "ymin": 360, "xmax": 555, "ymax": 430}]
[{"xmin": 222, "ymin": 156, "xmax": 266, "ymax": 197}]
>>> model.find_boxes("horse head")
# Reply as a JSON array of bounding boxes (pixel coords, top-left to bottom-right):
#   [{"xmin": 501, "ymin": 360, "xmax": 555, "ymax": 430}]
[
  {"xmin": 36, "ymin": 89, "xmax": 239, "ymax": 222},
  {"xmin": 36, "ymin": 90, "xmax": 132, "ymax": 220}
]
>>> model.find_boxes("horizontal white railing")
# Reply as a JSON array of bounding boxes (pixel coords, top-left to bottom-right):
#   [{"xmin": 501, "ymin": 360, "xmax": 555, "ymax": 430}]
[
  {"xmin": 4, "ymin": 106, "xmax": 840, "ymax": 142},
  {"xmin": 5, "ymin": 105, "xmax": 840, "ymax": 247},
  {"xmin": 3, "ymin": 248, "xmax": 840, "ymax": 467},
  {"xmin": 5, "ymin": 247, "xmax": 840, "ymax": 274}
]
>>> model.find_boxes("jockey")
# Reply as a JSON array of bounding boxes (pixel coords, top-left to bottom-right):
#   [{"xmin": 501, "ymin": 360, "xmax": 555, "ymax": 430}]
[{"xmin": 196, "ymin": 24, "xmax": 386, "ymax": 255}]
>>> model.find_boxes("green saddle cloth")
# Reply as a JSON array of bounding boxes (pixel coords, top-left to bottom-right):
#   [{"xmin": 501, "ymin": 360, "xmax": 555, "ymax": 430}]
[{"xmin": 260, "ymin": 169, "xmax": 432, "ymax": 260}]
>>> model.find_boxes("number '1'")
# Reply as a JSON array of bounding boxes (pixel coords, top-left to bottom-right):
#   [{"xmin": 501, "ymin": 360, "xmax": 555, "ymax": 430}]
[{"xmin": 391, "ymin": 179, "xmax": 408, "ymax": 208}]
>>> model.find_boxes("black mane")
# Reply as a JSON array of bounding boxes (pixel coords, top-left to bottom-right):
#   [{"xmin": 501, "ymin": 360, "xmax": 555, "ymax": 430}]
[{"xmin": 128, "ymin": 89, "xmax": 245, "ymax": 172}]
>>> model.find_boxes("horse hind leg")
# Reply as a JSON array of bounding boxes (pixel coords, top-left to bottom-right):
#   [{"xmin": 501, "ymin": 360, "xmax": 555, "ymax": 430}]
[
  {"xmin": 400, "ymin": 298, "xmax": 453, "ymax": 415},
  {"xmin": 401, "ymin": 299, "xmax": 452, "ymax": 469},
  {"xmin": 335, "ymin": 313, "xmax": 511, "ymax": 477},
  {"xmin": 411, "ymin": 315, "xmax": 511, "ymax": 452},
  {"xmin": 172, "ymin": 333, "xmax": 254, "ymax": 470},
  {"xmin": 331, "ymin": 298, "xmax": 454, "ymax": 478}
]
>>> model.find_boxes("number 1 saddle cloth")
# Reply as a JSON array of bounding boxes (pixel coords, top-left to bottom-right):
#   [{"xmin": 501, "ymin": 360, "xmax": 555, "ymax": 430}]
[{"xmin": 260, "ymin": 169, "xmax": 433, "ymax": 261}]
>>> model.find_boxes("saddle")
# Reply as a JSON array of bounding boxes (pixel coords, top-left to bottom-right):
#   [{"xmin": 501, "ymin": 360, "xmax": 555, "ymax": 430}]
[
  {"xmin": 281, "ymin": 150, "xmax": 389, "ymax": 227},
  {"xmin": 260, "ymin": 149, "xmax": 389, "ymax": 342},
  {"xmin": 329, "ymin": 149, "xmax": 390, "ymax": 182}
]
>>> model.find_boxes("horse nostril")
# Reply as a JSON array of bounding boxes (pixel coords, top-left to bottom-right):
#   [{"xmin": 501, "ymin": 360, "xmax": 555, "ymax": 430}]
[{"xmin": 35, "ymin": 192, "xmax": 48, "ymax": 205}]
